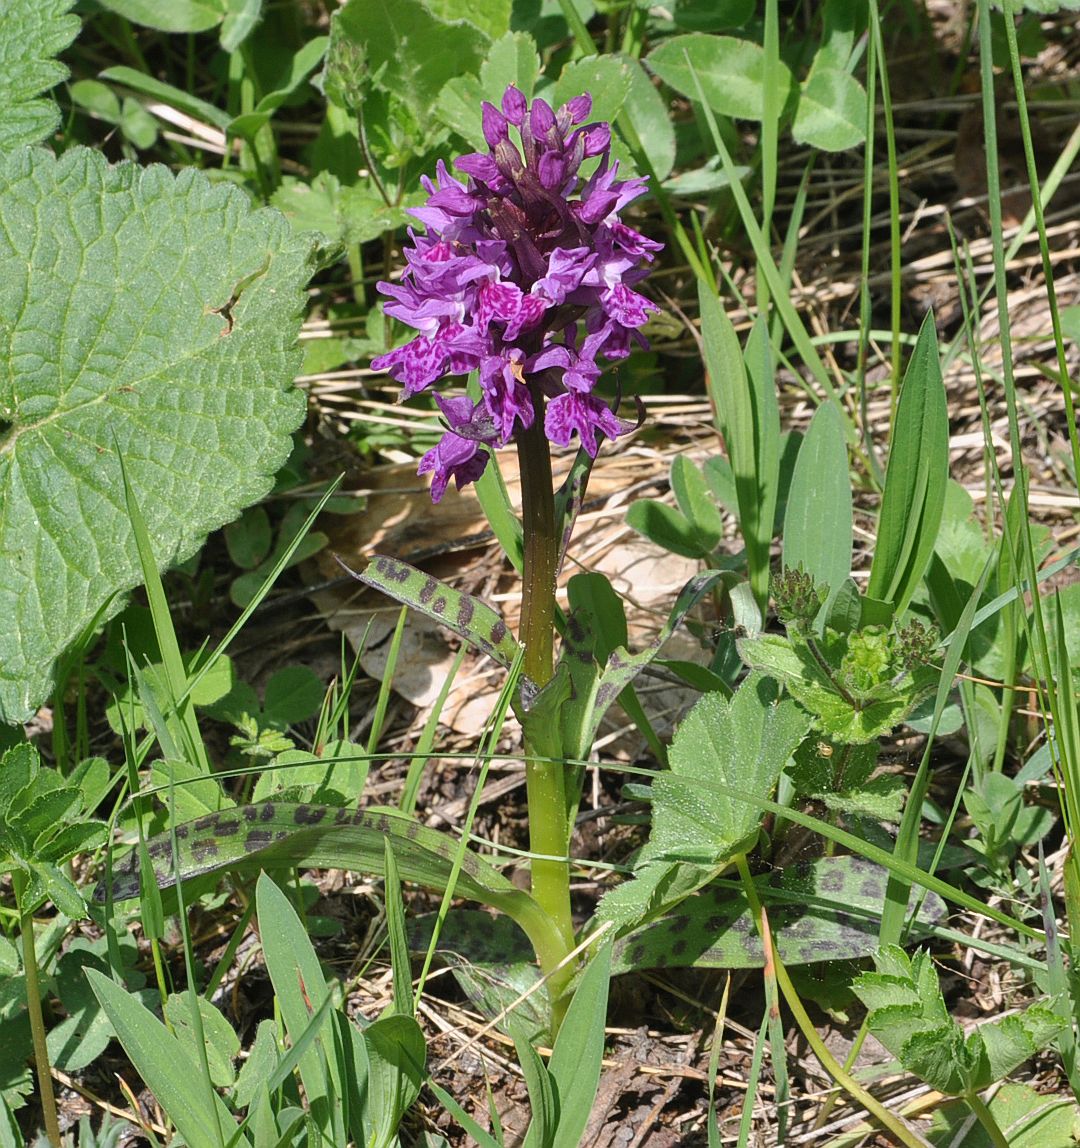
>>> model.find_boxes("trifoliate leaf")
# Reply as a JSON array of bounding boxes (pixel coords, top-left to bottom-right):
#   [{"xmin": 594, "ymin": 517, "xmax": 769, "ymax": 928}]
[
  {"xmin": 0, "ymin": 0, "xmax": 81, "ymax": 153},
  {"xmin": 0, "ymin": 147, "xmax": 316, "ymax": 722}
]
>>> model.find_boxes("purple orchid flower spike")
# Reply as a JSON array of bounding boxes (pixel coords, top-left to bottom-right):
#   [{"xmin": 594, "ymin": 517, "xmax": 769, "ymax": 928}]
[{"xmin": 370, "ymin": 86, "xmax": 662, "ymax": 501}]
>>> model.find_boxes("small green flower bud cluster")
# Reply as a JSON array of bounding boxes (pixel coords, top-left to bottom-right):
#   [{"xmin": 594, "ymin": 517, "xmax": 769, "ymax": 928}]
[{"xmin": 772, "ymin": 566, "xmax": 828, "ymax": 629}]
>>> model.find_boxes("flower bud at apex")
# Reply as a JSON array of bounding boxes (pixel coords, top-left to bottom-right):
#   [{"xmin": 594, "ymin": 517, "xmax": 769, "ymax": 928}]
[
  {"xmin": 370, "ymin": 87, "xmax": 662, "ymax": 502},
  {"xmin": 481, "ymin": 101, "xmax": 509, "ymax": 148}
]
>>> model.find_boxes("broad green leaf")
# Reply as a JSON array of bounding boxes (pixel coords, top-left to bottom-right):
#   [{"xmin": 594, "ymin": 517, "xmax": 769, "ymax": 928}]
[
  {"xmin": 554, "ymin": 55, "xmax": 633, "ymax": 136},
  {"xmin": 782, "ymin": 401, "xmax": 852, "ymax": 617},
  {"xmin": 329, "ymin": 0, "xmax": 487, "ymax": 126},
  {"xmin": 626, "ymin": 498, "xmax": 709, "ymax": 559},
  {"xmin": 643, "ymin": 675, "xmax": 809, "ymax": 865},
  {"xmin": 220, "ymin": 0, "xmax": 264, "ymax": 52},
  {"xmin": 617, "ymin": 53, "xmax": 676, "ymax": 181},
  {"xmin": 0, "ymin": 0, "xmax": 80, "ymax": 153},
  {"xmin": 363, "ymin": 1014, "xmax": 426, "ymax": 1148},
  {"xmin": 853, "ymin": 947, "xmax": 1065, "ymax": 1095},
  {"xmin": 351, "ymin": 554, "xmax": 520, "ymax": 669},
  {"xmin": 792, "ymin": 66, "xmax": 867, "ymax": 152},
  {"xmin": 271, "ymin": 173, "xmax": 418, "ymax": 245},
  {"xmin": 425, "ymin": 0, "xmax": 509, "ymax": 38},
  {"xmin": 670, "ymin": 455, "xmax": 723, "ymax": 551},
  {"xmin": 646, "ymin": 34, "xmax": 792, "ymax": 122},
  {"xmin": 866, "ymin": 313, "xmax": 949, "ymax": 617},
  {"xmin": 436, "ymin": 32, "xmax": 540, "ymax": 152},
  {"xmin": 257, "ymin": 873, "xmax": 342, "ymax": 1143},
  {"xmin": 546, "ymin": 941, "xmax": 611, "ymax": 1147},
  {"xmin": 0, "ymin": 148, "xmax": 316, "ymax": 722},
  {"xmin": 928, "ymin": 1082, "xmax": 1080, "ymax": 1148},
  {"xmin": 517, "ymin": 1027, "xmax": 557, "ymax": 1148},
  {"xmin": 94, "ymin": 0, "xmax": 225, "ymax": 33},
  {"xmin": 166, "ymin": 992, "xmax": 240, "ymax": 1089},
  {"xmin": 85, "ymin": 968, "xmax": 251, "ymax": 1148}
]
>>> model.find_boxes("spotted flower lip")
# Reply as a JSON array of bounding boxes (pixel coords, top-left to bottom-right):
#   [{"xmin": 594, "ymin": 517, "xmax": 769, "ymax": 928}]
[{"xmin": 371, "ymin": 86, "xmax": 662, "ymax": 501}]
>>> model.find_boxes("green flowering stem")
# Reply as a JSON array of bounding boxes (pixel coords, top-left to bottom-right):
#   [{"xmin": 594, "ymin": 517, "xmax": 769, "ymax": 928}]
[
  {"xmin": 12, "ymin": 872, "xmax": 62, "ymax": 1148},
  {"xmin": 517, "ymin": 389, "xmax": 576, "ymax": 1030}
]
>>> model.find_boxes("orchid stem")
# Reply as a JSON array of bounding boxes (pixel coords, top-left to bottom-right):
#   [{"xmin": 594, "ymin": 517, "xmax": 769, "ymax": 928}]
[{"xmin": 517, "ymin": 392, "xmax": 576, "ymax": 1032}]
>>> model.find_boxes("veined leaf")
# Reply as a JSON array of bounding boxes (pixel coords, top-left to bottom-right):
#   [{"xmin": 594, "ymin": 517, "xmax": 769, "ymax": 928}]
[
  {"xmin": 86, "ymin": 969, "xmax": 251, "ymax": 1148},
  {"xmin": 0, "ymin": 148, "xmax": 316, "ymax": 722},
  {"xmin": 782, "ymin": 395, "xmax": 852, "ymax": 620},
  {"xmin": 866, "ymin": 313, "xmax": 949, "ymax": 618},
  {"xmin": 646, "ymin": 34, "xmax": 792, "ymax": 122},
  {"xmin": 0, "ymin": 0, "xmax": 80, "ymax": 153}
]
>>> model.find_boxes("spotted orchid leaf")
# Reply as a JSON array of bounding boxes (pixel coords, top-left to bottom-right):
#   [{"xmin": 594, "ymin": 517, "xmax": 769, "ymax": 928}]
[
  {"xmin": 0, "ymin": 148, "xmax": 317, "ymax": 723},
  {"xmin": 343, "ymin": 554, "xmax": 521, "ymax": 669}
]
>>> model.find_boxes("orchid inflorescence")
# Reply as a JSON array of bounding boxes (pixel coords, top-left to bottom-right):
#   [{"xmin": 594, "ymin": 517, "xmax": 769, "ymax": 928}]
[{"xmin": 371, "ymin": 86, "xmax": 662, "ymax": 501}]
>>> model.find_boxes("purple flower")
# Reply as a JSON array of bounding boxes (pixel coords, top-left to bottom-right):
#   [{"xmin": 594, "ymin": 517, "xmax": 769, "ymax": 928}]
[{"xmin": 371, "ymin": 87, "xmax": 662, "ymax": 500}]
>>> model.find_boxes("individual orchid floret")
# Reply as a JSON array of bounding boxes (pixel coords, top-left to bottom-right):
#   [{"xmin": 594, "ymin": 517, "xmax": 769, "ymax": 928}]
[{"xmin": 370, "ymin": 86, "xmax": 662, "ymax": 501}]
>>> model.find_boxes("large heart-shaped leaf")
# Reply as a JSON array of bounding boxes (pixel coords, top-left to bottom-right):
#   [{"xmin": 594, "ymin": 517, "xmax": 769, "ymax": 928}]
[{"xmin": 0, "ymin": 147, "xmax": 316, "ymax": 722}]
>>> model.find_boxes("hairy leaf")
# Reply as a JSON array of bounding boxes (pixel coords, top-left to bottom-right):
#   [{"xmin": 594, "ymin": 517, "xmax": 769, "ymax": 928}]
[
  {"xmin": 0, "ymin": 148, "xmax": 316, "ymax": 722},
  {"xmin": 0, "ymin": 0, "xmax": 80, "ymax": 153}
]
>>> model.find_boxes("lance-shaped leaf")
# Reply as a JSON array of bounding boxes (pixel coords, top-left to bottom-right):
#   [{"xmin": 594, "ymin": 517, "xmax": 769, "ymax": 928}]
[
  {"xmin": 344, "ymin": 554, "xmax": 520, "ymax": 668},
  {"xmin": 0, "ymin": 147, "xmax": 316, "ymax": 722},
  {"xmin": 0, "ymin": 0, "xmax": 80, "ymax": 154}
]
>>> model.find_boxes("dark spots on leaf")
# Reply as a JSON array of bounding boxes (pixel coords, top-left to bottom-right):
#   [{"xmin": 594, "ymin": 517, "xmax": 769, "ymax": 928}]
[
  {"xmin": 214, "ymin": 819, "xmax": 240, "ymax": 837},
  {"xmin": 379, "ymin": 558, "xmax": 410, "ymax": 585},
  {"xmin": 334, "ymin": 807, "xmax": 351, "ymax": 824},
  {"xmin": 174, "ymin": 824, "xmax": 189, "ymax": 840},
  {"xmin": 433, "ymin": 593, "xmax": 448, "ymax": 616},
  {"xmin": 405, "ymin": 822, "xmax": 420, "ymax": 840},
  {"xmin": 834, "ymin": 911, "xmax": 852, "ymax": 929},
  {"xmin": 375, "ymin": 814, "xmax": 392, "ymax": 834},
  {"xmin": 193, "ymin": 814, "xmax": 218, "ymax": 833},
  {"xmin": 731, "ymin": 914, "xmax": 752, "ymax": 934},
  {"xmin": 294, "ymin": 805, "xmax": 326, "ymax": 825},
  {"xmin": 668, "ymin": 914, "xmax": 690, "ymax": 935},
  {"xmin": 819, "ymin": 869, "xmax": 845, "ymax": 893},
  {"xmin": 629, "ymin": 943, "xmax": 647, "ymax": 967},
  {"xmin": 245, "ymin": 829, "xmax": 274, "ymax": 851},
  {"xmin": 652, "ymin": 951, "xmax": 669, "ymax": 969},
  {"xmin": 261, "ymin": 804, "xmax": 277, "ymax": 822},
  {"xmin": 566, "ymin": 614, "xmax": 587, "ymax": 644},
  {"xmin": 860, "ymin": 877, "xmax": 883, "ymax": 898},
  {"xmin": 148, "ymin": 839, "xmax": 170, "ymax": 859},
  {"xmin": 459, "ymin": 596, "xmax": 474, "ymax": 626},
  {"xmin": 191, "ymin": 839, "xmax": 219, "ymax": 863},
  {"xmin": 418, "ymin": 578, "xmax": 436, "ymax": 604},
  {"xmin": 491, "ymin": 620, "xmax": 507, "ymax": 646},
  {"xmin": 274, "ymin": 830, "xmax": 290, "ymax": 842},
  {"xmin": 704, "ymin": 914, "xmax": 730, "ymax": 934},
  {"xmin": 243, "ymin": 806, "xmax": 259, "ymax": 822},
  {"xmin": 595, "ymin": 683, "xmax": 618, "ymax": 710}
]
